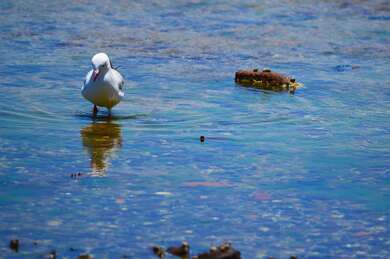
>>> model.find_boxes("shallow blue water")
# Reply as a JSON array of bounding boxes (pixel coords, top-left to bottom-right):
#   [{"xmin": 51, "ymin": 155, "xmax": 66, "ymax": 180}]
[{"xmin": 0, "ymin": 0, "xmax": 389, "ymax": 258}]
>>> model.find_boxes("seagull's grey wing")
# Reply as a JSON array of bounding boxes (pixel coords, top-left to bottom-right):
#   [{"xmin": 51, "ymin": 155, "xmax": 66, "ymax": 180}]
[
  {"xmin": 112, "ymin": 69, "xmax": 124, "ymax": 90},
  {"xmin": 84, "ymin": 70, "xmax": 93, "ymax": 86},
  {"xmin": 81, "ymin": 70, "xmax": 94, "ymax": 93}
]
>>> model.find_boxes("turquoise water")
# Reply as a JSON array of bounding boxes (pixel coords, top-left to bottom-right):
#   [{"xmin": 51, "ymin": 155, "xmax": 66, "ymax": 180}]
[{"xmin": 1, "ymin": 0, "xmax": 389, "ymax": 258}]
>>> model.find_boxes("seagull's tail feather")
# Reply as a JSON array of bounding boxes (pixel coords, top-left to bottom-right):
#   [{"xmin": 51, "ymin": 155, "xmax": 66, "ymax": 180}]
[{"xmin": 110, "ymin": 60, "xmax": 121, "ymax": 71}]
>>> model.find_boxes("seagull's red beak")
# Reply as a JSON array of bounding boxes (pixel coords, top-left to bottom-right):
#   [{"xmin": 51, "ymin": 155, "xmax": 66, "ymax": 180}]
[{"xmin": 92, "ymin": 69, "xmax": 100, "ymax": 82}]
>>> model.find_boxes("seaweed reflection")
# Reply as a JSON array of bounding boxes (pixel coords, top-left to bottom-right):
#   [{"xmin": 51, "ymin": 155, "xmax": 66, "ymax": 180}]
[{"xmin": 80, "ymin": 121, "xmax": 122, "ymax": 176}]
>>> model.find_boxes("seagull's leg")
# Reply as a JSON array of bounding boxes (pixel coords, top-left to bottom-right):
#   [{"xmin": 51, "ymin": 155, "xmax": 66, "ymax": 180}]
[
  {"xmin": 107, "ymin": 108, "xmax": 112, "ymax": 118},
  {"xmin": 93, "ymin": 105, "xmax": 98, "ymax": 116}
]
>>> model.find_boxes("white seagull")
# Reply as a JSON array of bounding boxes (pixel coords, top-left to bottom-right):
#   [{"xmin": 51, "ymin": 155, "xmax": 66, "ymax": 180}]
[{"xmin": 82, "ymin": 53, "xmax": 124, "ymax": 116}]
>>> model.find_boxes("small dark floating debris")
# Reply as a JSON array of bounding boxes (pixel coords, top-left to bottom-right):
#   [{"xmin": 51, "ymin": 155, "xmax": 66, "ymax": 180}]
[
  {"xmin": 200, "ymin": 136, "xmax": 205, "ymax": 143},
  {"xmin": 70, "ymin": 172, "xmax": 83, "ymax": 179},
  {"xmin": 167, "ymin": 241, "xmax": 190, "ymax": 257},
  {"xmin": 235, "ymin": 68, "xmax": 301, "ymax": 93},
  {"xmin": 78, "ymin": 254, "xmax": 93, "ymax": 259},
  {"xmin": 9, "ymin": 239, "xmax": 19, "ymax": 252},
  {"xmin": 335, "ymin": 64, "xmax": 360, "ymax": 72},
  {"xmin": 152, "ymin": 245, "xmax": 165, "ymax": 258}
]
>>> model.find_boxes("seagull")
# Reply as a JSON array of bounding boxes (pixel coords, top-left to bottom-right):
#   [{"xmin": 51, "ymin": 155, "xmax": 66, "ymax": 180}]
[{"xmin": 82, "ymin": 53, "xmax": 124, "ymax": 117}]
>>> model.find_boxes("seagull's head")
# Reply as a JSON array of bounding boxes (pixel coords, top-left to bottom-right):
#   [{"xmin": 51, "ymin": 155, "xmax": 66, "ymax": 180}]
[{"xmin": 91, "ymin": 52, "xmax": 111, "ymax": 81}]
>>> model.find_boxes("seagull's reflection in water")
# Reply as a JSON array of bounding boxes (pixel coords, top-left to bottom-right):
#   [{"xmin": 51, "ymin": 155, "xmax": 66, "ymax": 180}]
[{"xmin": 80, "ymin": 120, "xmax": 122, "ymax": 176}]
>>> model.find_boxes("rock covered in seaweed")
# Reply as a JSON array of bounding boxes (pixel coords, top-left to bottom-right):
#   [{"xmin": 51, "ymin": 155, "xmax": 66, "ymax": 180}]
[{"xmin": 235, "ymin": 68, "xmax": 301, "ymax": 93}]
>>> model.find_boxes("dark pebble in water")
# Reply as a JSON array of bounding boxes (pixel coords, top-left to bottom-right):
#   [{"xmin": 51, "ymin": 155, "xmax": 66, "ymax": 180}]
[
  {"xmin": 200, "ymin": 136, "xmax": 205, "ymax": 143},
  {"xmin": 78, "ymin": 254, "xmax": 93, "ymax": 259},
  {"xmin": 290, "ymin": 256, "xmax": 298, "ymax": 259},
  {"xmin": 9, "ymin": 239, "xmax": 19, "ymax": 252}
]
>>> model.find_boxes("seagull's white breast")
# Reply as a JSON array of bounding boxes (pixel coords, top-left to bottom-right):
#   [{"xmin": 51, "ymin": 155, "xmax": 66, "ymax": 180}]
[{"xmin": 82, "ymin": 68, "xmax": 124, "ymax": 108}]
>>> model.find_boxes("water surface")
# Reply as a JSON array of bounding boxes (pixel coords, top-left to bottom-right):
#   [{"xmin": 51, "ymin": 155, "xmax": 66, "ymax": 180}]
[{"xmin": 0, "ymin": 0, "xmax": 389, "ymax": 258}]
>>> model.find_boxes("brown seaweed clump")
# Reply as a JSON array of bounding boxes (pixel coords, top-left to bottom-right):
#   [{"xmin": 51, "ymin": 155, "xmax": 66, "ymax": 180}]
[
  {"xmin": 192, "ymin": 242, "xmax": 241, "ymax": 259},
  {"xmin": 9, "ymin": 239, "xmax": 19, "ymax": 252},
  {"xmin": 167, "ymin": 241, "xmax": 190, "ymax": 258},
  {"xmin": 235, "ymin": 68, "xmax": 301, "ymax": 93},
  {"xmin": 152, "ymin": 242, "xmax": 240, "ymax": 259},
  {"xmin": 152, "ymin": 245, "xmax": 165, "ymax": 258}
]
